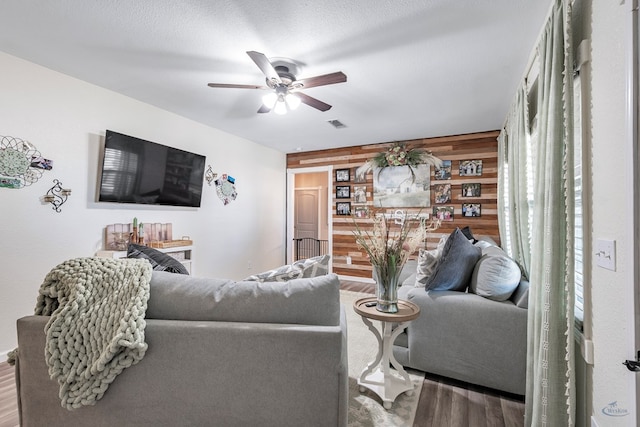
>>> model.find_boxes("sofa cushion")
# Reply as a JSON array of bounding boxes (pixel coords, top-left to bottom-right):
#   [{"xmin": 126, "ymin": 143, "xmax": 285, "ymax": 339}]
[
  {"xmin": 127, "ymin": 243, "xmax": 189, "ymax": 275},
  {"xmin": 425, "ymin": 228, "xmax": 482, "ymax": 292},
  {"xmin": 146, "ymin": 271, "xmax": 341, "ymax": 326},
  {"xmin": 414, "ymin": 248, "xmax": 440, "ymax": 287},
  {"xmin": 243, "ymin": 254, "xmax": 329, "ymax": 282},
  {"xmin": 469, "ymin": 252, "xmax": 522, "ymax": 301}
]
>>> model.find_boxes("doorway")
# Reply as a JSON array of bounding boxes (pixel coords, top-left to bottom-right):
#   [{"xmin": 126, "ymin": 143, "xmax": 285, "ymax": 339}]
[{"xmin": 286, "ymin": 166, "xmax": 332, "ymax": 269}]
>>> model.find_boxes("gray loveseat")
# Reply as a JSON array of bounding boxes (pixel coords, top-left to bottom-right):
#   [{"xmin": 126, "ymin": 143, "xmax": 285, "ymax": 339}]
[
  {"xmin": 392, "ymin": 240, "xmax": 529, "ymax": 396},
  {"xmin": 14, "ymin": 271, "xmax": 348, "ymax": 427}
]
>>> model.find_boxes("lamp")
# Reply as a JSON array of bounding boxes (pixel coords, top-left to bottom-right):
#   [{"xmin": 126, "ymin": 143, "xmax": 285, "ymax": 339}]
[
  {"xmin": 43, "ymin": 179, "xmax": 71, "ymax": 213},
  {"xmin": 285, "ymin": 93, "xmax": 301, "ymax": 110},
  {"xmin": 261, "ymin": 86, "xmax": 300, "ymax": 115}
]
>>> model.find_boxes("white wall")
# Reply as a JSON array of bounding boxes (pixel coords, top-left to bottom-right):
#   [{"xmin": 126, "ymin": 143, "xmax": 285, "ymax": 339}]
[
  {"xmin": 589, "ymin": 1, "xmax": 637, "ymax": 425},
  {"xmin": 0, "ymin": 52, "xmax": 286, "ymax": 357}
]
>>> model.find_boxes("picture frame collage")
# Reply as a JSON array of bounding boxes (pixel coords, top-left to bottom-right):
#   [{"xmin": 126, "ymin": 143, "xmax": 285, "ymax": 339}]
[
  {"xmin": 432, "ymin": 159, "xmax": 483, "ymax": 221},
  {"xmin": 335, "ymin": 167, "xmax": 369, "ymax": 217}
]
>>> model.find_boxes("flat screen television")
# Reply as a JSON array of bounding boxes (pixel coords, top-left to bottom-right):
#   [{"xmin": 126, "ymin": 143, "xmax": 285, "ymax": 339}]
[{"xmin": 98, "ymin": 130, "xmax": 206, "ymax": 207}]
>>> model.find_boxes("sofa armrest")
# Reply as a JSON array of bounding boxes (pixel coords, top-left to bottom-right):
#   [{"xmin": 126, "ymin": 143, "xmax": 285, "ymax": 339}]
[
  {"xmin": 396, "ymin": 287, "xmax": 527, "ymax": 395},
  {"xmin": 16, "ymin": 312, "xmax": 348, "ymax": 427}
]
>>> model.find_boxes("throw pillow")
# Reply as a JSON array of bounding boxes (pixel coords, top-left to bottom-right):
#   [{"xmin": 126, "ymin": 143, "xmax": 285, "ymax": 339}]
[
  {"xmin": 244, "ymin": 254, "xmax": 330, "ymax": 282},
  {"xmin": 469, "ymin": 253, "xmax": 522, "ymax": 301},
  {"xmin": 425, "ymin": 228, "xmax": 482, "ymax": 292},
  {"xmin": 127, "ymin": 244, "xmax": 189, "ymax": 275},
  {"xmin": 460, "ymin": 226, "xmax": 478, "ymax": 243},
  {"xmin": 414, "ymin": 248, "xmax": 439, "ymax": 288}
]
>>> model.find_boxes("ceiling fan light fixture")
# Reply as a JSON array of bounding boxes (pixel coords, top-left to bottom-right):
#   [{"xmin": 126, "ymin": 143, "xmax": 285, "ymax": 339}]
[
  {"xmin": 262, "ymin": 92, "xmax": 277, "ymax": 108},
  {"xmin": 274, "ymin": 98, "xmax": 287, "ymax": 115},
  {"xmin": 285, "ymin": 93, "xmax": 301, "ymax": 110}
]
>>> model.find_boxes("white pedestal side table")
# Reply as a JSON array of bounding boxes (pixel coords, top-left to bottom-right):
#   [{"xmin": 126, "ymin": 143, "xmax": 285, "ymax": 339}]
[{"xmin": 353, "ymin": 296, "xmax": 421, "ymax": 409}]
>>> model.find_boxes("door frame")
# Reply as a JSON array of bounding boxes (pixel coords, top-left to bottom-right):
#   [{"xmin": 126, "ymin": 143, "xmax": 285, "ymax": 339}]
[{"xmin": 286, "ymin": 166, "xmax": 333, "ymax": 269}]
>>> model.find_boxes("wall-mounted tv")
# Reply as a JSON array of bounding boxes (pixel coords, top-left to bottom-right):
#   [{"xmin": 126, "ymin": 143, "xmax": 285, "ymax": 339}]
[{"xmin": 98, "ymin": 130, "xmax": 206, "ymax": 207}]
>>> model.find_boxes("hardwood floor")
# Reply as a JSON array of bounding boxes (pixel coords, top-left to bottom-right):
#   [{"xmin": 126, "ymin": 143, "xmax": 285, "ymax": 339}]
[
  {"xmin": 0, "ymin": 280, "xmax": 524, "ymax": 427},
  {"xmin": 0, "ymin": 362, "xmax": 18, "ymax": 427}
]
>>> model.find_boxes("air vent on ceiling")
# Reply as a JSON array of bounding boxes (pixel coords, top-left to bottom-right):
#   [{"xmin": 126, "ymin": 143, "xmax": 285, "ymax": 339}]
[{"xmin": 327, "ymin": 119, "xmax": 347, "ymax": 129}]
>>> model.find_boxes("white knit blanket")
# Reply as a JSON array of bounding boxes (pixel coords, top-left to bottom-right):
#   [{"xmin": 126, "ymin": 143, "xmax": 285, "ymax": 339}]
[{"xmin": 35, "ymin": 257, "xmax": 152, "ymax": 409}]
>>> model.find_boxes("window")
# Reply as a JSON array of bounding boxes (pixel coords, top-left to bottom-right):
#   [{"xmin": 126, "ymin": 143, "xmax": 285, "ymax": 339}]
[{"xmin": 573, "ymin": 72, "xmax": 584, "ymax": 330}]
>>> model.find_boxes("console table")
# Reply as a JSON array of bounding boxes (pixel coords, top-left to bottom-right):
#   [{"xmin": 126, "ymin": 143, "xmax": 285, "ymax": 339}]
[
  {"xmin": 96, "ymin": 245, "xmax": 194, "ymax": 274},
  {"xmin": 353, "ymin": 296, "xmax": 420, "ymax": 409}
]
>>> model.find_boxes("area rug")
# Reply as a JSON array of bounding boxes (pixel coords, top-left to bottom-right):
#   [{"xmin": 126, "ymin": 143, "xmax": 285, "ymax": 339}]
[{"xmin": 341, "ymin": 290, "xmax": 424, "ymax": 427}]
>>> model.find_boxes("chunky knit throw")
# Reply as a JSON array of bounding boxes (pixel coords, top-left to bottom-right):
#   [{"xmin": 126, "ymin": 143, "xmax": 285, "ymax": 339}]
[{"xmin": 35, "ymin": 257, "xmax": 152, "ymax": 410}]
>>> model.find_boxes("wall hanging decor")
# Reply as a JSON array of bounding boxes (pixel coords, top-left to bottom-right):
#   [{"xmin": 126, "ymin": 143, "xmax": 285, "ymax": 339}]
[
  {"xmin": 215, "ymin": 174, "xmax": 237, "ymax": 205},
  {"xmin": 459, "ymin": 159, "xmax": 483, "ymax": 176},
  {"xmin": 354, "ymin": 142, "xmax": 442, "ymax": 182},
  {"xmin": 0, "ymin": 135, "xmax": 52, "ymax": 188},
  {"xmin": 373, "ymin": 164, "xmax": 431, "ymax": 208},
  {"xmin": 205, "ymin": 165, "xmax": 217, "ymax": 186},
  {"xmin": 43, "ymin": 179, "xmax": 71, "ymax": 213}
]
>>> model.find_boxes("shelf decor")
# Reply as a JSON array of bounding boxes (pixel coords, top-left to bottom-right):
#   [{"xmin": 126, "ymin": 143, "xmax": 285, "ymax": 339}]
[
  {"xmin": 355, "ymin": 142, "xmax": 442, "ymax": 182},
  {"xmin": 0, "ymin": 135, "xmax": 51, "ymax": 189}
]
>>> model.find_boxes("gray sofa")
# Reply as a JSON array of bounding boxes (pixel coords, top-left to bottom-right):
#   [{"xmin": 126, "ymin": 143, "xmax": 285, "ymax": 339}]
[
  {"xmin": 14, "ymin": 271, "xmax": 348, "ymax": 427},
  {"xmin": 392, "ymin": 256, "xmax": 529, "ymax": 396}
]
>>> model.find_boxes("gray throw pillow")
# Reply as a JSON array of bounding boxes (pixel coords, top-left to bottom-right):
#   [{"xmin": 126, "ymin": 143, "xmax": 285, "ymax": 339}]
[
  {"xmin": 243, "ymin": 254, "xmax": 330, "ymax": 282},
  {"xmin": 425, "ymin": 228, "xmax": 482, "ymax": 292},
  {"xmin": 414, "ymin": 248, "xmax": 439, "ymax": 288},
  {"xmin": 469, "ymin": 253, "xmax": 522, "ymax": 301},
  {"xmin": 127, "ymin": 243, "xmax": 189, "ymax": 275}
]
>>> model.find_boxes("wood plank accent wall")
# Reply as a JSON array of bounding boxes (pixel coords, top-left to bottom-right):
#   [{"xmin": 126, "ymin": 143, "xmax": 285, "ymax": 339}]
[{"xmin": 287, "ymin": 130, "xmax": 501, "ymax": 279}]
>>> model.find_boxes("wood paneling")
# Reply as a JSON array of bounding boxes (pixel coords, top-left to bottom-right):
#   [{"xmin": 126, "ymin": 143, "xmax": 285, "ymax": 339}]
[{"xmin": 287, "ymin": 131, "xmax": 501, "ymax": 278}]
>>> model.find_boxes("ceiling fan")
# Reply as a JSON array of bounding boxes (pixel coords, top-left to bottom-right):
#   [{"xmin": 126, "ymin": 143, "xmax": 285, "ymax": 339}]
[{"xmin": 207, "ymin": 51, "xmax": 347, "ymax": 115}]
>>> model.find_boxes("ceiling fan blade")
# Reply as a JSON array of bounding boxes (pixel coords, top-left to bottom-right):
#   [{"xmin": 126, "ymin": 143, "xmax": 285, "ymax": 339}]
[
  {"xmin": 296, "ymin": 71, "xmax": 347, "ymax": 89},
  {"xmin": 296, "ymin": 92, "xmax": 332, "ymax": 112},
  {"xmin": 257, "ymin": 104, "xmax": 271, "ymax": 114},
  {"xmin": 246, "ymin": 51, "xmax": 282, "ymax": 84},
  {"xmin": 207, "ymin": 83, "xmax": 266, "ymax": 89}
]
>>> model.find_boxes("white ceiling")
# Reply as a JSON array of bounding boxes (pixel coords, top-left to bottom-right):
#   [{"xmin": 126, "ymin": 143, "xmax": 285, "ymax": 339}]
[{"xmin": 0, "ymin": 0, "xmax": 551, "ymax": 153}]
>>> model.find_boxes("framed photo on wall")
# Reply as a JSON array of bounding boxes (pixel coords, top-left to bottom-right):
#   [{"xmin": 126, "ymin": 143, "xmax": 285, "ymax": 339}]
[
  {"xmin": 336, "ymin": 202, "xmax": 351, "ymax": 215},
  {"xmin": 353, "ymin": 186, "xmax": 367, "ymax": 203},
  {"xmin": 433, "ymin": 206, "xmax": 454, "ymax": 222},
  {"xmin": 461, "ymin": 183, "xmax": 481, "ymax": 197},
  {"xmin": 336, "ymin": 185, "xmax": 351, "ymax": 199},
  {"xmin": 462, "ymin": 203, "xmax": 481, "ymax": 217},
  {"xmin": 335, "ymin": 168, "xmax": 350, "ymax": 182},
  {"xmin": 433, "ymin": 183, "xmax": 451, "ymax": 204},
  {"xmin": 353, "ymin": 206, "xmax": 368, "ymax": 218},
  {"xmin": 434, "ymin": 160, "xmax": 452, "ymax": 180},
  {"xmin": 459, "ymin": 160, "xmax": 483, "ymax": 176}
]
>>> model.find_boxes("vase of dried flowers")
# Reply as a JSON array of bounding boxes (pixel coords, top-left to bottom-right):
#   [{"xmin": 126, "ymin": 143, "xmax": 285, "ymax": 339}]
[{"xmin": 353, "ymin": 211, "xmax": 439, "ymax": 313}]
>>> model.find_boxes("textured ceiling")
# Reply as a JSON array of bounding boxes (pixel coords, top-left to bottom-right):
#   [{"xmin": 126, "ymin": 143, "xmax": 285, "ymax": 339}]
[{"xmin": 0, "ymin": 0, "xmax": 551, "ymax": 153}]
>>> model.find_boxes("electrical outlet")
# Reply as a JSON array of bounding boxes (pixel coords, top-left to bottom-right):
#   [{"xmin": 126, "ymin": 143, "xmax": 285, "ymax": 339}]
[{"xmin": 595, "ymin": 239, "xmax": 616, "ymax": 271}]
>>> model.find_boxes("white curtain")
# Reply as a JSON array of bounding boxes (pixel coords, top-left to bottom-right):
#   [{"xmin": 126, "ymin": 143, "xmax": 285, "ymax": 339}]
[
  {"xmin": 525, "ymin": 0, "xmax": 575, "ymax": 425},
  {"xmin": 498, "ymin": 85, "xmax": 531, "ymax": 277}
]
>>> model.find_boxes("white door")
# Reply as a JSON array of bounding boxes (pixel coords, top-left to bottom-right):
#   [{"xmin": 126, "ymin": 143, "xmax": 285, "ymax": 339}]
[{"xmin": 294, "ymin": 188, "xmax": 319, "ymax": 239}]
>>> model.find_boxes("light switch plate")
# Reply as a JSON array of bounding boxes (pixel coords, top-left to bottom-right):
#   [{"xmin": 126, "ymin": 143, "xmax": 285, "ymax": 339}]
[{"xmin": 595, "ymin": 239, "xmax": 616, "ymax": 271}]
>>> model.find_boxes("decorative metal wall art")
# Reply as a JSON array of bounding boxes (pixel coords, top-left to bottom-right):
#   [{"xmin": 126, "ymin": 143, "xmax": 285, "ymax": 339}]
[
  {"xmin": 0, "ymin": 135, "xmax": 52, "ymax": 188},
  {"xmin": 205, "ymin": 165, "xmax": 217, "ymax": 186},
  {"xmin": 43, "ymin": 179, "xmax": 71, "ymax": 213}
]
